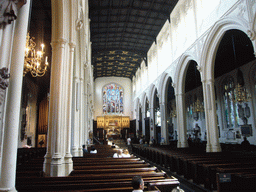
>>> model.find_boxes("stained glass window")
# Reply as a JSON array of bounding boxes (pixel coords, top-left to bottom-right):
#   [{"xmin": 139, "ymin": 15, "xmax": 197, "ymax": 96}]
[
  {"xmin": 103, "ymin": 83, "xmax": 124, "ymax": 114},
  {"xmin": 223, "ymin": 76, "xmax": 239, "ymax": 128}
]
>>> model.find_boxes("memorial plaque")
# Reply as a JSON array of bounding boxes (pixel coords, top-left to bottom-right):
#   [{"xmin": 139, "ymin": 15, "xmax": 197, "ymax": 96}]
[{"xmin": 219, "ymin": 173, "xmax": 231, "ymax": 183}]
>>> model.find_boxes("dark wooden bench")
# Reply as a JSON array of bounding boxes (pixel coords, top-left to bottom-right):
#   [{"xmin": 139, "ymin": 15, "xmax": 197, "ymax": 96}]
[
  {"xmin": 16, "ymin": 148, "xmax": 180, "ymax": 192},
  {"xmin": 216, "ymin": 172, "xmax": 256, "ymax": 192},
  {"xmin": 16, "ymin": 172, "xmax": 177, "ymax": 191}
]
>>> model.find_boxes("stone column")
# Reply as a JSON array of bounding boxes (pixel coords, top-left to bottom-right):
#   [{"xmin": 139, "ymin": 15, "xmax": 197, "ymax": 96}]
[
  {"xmin": 150, "ymin": 106, "xmax": 155, "ymax": 140},
  {"xmin": 202, "ymin": 79, "xmax": 221, "ymax": 152},
  {"xmin": 176, "ymin": 93, "xmax": 188, "ymax": 148},
  {"xmin": 135, "ymin": 110, "xmax": 140, "ymax": 137},
  {"xmin": 0, "ymin": 24, "xmax": 14, "ymax": 68},
  {"xmin": 79, "ymin": 77, "xmax": 84, "ymax": 156},
  {"xmin": 72, "ymin": 77, "xmax": 81, "ymax": 156},
  {"xmin": 0, "ymin": 16, "xmax": 14, "ymax": 172},
  {"xmin": 141, "ymin": 110, "xmax": 146, "ymax": 136},
  {"xmin": 64, "ymin": 42, "xmax": 76, "ymax": 175},
  {"xmin": 48, "ymin": 38, "xmax": 67, "ymax": 176},
  {"xmin": 0, "ymin": 1, "xmax": 31, "ymax": 191},
  {"xmin": 160, "ymin": 102, "xmax": 168, "ymax": 144}
]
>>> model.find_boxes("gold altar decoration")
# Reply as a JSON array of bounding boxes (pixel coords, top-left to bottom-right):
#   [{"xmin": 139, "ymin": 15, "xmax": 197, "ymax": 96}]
[{"xmin": 97, "ymin": 116, "xmax": 130, "ymax": 129}]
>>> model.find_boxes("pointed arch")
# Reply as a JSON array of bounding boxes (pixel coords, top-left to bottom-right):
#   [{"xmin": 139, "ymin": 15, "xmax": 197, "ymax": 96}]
[{"xmin": 201, "ymin": 17, "xmax": 253, "ymax": 81}]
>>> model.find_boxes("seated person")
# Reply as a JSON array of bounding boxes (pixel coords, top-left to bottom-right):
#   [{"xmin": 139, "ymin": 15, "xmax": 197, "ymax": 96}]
[
  {"xmin": 113, "ymin": 149, "xmax": 123, "ymax": 158},
  {"xmin": 143, "ymin": 142, "xmax": 149, "ymax": 147},
  {"xmin": 82, "ymin": 144, "xmax": 88, "ymax": 156},
  {"xmin": 111, "ymin": 142, "xmax": 116, "ymax": 148},
  {"xmin": 90, "ymin": 146, "xmax": 97, "ymax": 153},
  {"xmin": 132, "ymin": 175, "xmax": 144, "ymax": 192},
  {"xmin": 122, "ymin": 149, "xmax": 131, "ymax": 157},
  {"xmin": 241, "ymin": 136, "xmax": 251, "ymax": 150}
]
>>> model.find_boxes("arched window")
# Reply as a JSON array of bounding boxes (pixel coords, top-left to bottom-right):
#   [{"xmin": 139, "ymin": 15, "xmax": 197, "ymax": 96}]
[
  {"xmin": 103, "ymin": 83, "xmax": 124, "ymax": 114},
  {"xmin": 222, "ymin": 76, "xmax": 239, "ymax": 128}
]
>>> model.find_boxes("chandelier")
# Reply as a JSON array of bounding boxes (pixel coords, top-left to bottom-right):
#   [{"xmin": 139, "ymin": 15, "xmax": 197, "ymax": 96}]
[
  {"xmin": 170, "ymin": 103, "xmax": 176, "ymax": 118},
  {"xmin": 24, "ymin": 33, "xmax": 49, "ymax": 77},
  {"xmin": 192, "ymin": 98, "xmax": 204, "ymax": 113},
  {"xmin": 233, "ymin": 83, "xmax": 251, "ymax": 103}
]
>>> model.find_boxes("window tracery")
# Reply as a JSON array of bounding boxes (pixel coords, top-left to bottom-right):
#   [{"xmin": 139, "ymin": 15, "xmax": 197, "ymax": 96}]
[
  {"xmin": 222, "ymin": 76, "xmax": 239, "ymax": 128},
  {"xmin": 103, "ymin": 83, "xmax": 124, "ymax": 114}
]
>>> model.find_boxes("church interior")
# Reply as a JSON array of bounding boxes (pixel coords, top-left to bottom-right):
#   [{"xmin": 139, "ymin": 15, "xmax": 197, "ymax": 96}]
[{"xmin": 1, "ymin": 0, "xmax": 256, "ymax": 191}]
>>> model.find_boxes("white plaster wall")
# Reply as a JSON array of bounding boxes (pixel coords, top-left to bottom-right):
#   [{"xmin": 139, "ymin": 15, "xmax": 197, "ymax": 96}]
[{"xmin": 94, "ymin": 77, "xmax": 132, "ymax": 119}]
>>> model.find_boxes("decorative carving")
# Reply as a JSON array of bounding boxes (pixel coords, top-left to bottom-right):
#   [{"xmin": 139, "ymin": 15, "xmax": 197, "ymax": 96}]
[
  {"xmin": 0, "ymin": 0, "xmax": 26, "ymax": 25},
  {"xmin": 0, "ymin": 67, "xmax": 10, "ymax": 90},
  {"xmin": 196, "ymin": 65, "xmax": 202, "ymax": 72},
  {"xmin": 247, "ymin": 29, "xmax": 255, "ymax": 40},
  {"xmin": 76, "ymin": 18, "xmax": 83, "ymax": 31}
]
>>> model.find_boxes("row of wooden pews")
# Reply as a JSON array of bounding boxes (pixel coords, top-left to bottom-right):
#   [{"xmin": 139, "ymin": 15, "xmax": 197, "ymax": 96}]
[
  {"xmin": 132, "ymin": 144, "xmax": 256, "ymax": 192},
  {"xmin": 16, "ymin": 144, "xmax": 180, "ymax": 192}
]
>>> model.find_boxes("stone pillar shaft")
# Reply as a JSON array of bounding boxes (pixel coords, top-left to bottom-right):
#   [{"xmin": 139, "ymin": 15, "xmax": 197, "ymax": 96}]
[
  {"xmin": 160, "ymin": 103, "xmax": 168, "ymax": 144},
  {"xmin": 176, "ymin": 93, "xmax": 188, "ymax": 148},
  {"xmin": 202, "ymin": 79, "xmax": 221, "ymax": 152},
  {"xmin": 0, "ymin": 1, "xmax": 31, "ymax": 191}
]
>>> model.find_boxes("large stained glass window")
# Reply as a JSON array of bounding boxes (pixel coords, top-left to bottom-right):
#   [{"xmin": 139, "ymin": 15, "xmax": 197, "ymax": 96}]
[
  {"xmin": 103, "ymin": 83, "xmax": 124, "ymax": 114},
  {"xmin": 223, "ymin": 76, "xmax": 239, "ymax": 128}
]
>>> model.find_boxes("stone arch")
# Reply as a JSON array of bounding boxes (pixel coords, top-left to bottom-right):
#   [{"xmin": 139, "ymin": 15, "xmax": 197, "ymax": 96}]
[
  {"xmin": 158, "ymin": 72, "xmax": 172, "ymax": 104},
  {"xmin": 141, "ymin": 92, "xmax": 148, "ymax": 113},
  {"xmin": 134, "ymin": 97, "xmax": 140, "ymax": 114},
  {"xmin": 174, "ymin": 53, "xmax": 198, "ymax": 96},
  {"xmin": 201, "ymin": 17, "xmax": 252, "ymax": 81}
]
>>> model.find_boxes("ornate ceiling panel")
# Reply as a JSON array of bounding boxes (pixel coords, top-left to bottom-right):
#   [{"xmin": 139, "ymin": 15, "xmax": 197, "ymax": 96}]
[{"xmin": 89, "ymin": 0, "xmax": 179, "ymax": 79}]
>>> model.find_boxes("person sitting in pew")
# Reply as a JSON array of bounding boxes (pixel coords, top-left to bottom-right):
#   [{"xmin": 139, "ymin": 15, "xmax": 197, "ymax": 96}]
[
  {"xmin": 241, "ymin": 136, "xmax": 251, "ymax": 151},
  {"xmin": 111, "ymin": 142, "xmax": 116, "ymax": 148},
  {"xmin": 90, "ymin": 146, "xmax": 97, "ymax": 154},
  {"xmin": 82, "ymin": 144, "xmax": 88, "ymax": 156},
  {"xmin": 132, "ymin": 175, "xmax": 144, "ymax": 192},
  {"xmin": 113, "ymin": 149, "xmax": 123, "ymax": 158},
  {"xmin": 122, "ymin": 149, "xmax": 131, "ymax": 157}
]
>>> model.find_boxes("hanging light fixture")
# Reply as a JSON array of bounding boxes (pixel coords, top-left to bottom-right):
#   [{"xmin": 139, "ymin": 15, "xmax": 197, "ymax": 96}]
[
  {"xmin": 233, "ymin": 83, "xmax": 251, "ymax": 103},
  {"xmin": 192, "ymin": 98, "xmax": 204, "ymax": 113},
  {"xmin": 170, "ymin": 102, "xmax": 176, "ymax": 118},
  {"xmin": 24, "ymin": 32, "xmax": 49, "ymax": 77}
]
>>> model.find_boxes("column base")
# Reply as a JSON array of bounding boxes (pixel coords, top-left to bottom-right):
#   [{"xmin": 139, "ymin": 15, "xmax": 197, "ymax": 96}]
[
  {"xmin": 72, "ymin": 146, "xmax": 80, "ymax": 157},
  {"xmin": 43, "ymin": 153, "xmax": 52, "ymax": 176},
  {"xmin": 0, "ymin": 187, "xmax": 17, "ymax": 192},
  {"xmin": 64, "ymin": 154, "xmax": 73, "ymax": 176},
  {"xmin": 50, "ymin": 155, "xmax": 65, "ymax": 177},
  {"xmin": 78, "ymin": 147, "xmax": 83, "ymax": 157},
  {"xmin": 178, "ymin": 141, "xmax": 188, "ymax": 148},
  {"xmin": 211, "ymin": 143, "xmax": 222, "ymax": 152},
  {"xmin": 206, "ymin": 143, "xmax": 222, "ymax": 152}
]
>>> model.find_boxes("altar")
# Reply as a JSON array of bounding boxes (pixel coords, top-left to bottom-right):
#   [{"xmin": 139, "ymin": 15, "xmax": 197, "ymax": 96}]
[{"xmin": 96, "ymin": 116, "xmax": 130, "ymax": 139}]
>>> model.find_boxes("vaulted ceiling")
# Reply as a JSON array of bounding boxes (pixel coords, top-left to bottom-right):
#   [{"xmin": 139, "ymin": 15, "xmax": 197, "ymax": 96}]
[{"xmin": 89, "ymin": 0, "xmax": 179, "ymax": 79}]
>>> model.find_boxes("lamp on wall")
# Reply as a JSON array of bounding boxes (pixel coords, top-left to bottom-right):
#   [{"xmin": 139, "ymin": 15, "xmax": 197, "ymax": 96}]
[{"xmin": 24, "ymin": 33, "xmax": 49, "ymax": 77}]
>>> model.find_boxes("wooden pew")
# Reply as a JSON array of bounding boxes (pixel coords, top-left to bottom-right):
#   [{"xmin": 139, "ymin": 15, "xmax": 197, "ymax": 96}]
[
  {"xmin": 16, "ymin": 148, "xmax": 180, "ymax": 192},
  {"xmin": 16, "ymin": 172, "xmax": 177, "ymax": 191},
  {"xmin": 131, "ymin": 144, "xmax": 256, "ymax": 191}
]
